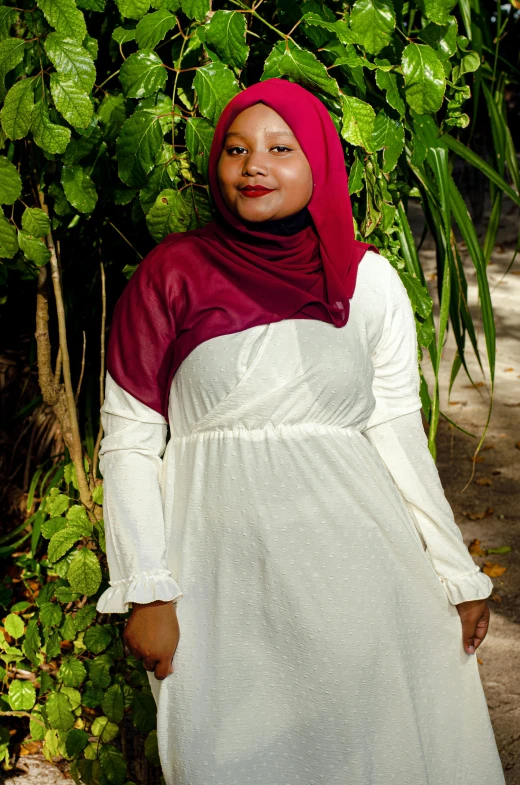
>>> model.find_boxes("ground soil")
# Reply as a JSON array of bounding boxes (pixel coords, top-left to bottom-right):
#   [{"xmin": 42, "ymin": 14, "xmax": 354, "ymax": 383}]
[{"xmin": 2, "ymin": 197, "xmax": 519, "ymax": 784}]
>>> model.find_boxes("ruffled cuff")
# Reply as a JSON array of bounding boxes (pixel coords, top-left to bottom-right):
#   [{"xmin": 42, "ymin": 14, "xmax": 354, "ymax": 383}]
[
  {"xmin": 96, "ymin": 569, "xmax": 184, "ymax": 614},
  {"xmin": 439, "ymin": 568, "xmax": 494, "ymax": 605}
]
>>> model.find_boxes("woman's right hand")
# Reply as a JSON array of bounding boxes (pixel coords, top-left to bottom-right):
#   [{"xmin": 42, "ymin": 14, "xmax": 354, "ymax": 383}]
[{"xmin": 123, "ymin": 599, "xmax": 180, "ymax": 680}]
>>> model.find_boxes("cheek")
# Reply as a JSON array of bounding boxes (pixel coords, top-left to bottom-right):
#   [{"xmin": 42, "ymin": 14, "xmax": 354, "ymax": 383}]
[{"xmin": 278, "ymin": 160, "xmax": 313, "ymax": 199}]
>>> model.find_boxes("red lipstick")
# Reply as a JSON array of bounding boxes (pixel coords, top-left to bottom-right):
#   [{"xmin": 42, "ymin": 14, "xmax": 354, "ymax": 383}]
[{"xmin": 239, "ymin": 185, "xmax": 275, "ymax": 198}]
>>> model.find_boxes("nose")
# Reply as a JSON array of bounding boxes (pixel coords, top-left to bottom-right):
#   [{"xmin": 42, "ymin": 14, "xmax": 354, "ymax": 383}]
[{"xmin": 242, "ymin": 150, "xmax": 268, "ymax": 177}]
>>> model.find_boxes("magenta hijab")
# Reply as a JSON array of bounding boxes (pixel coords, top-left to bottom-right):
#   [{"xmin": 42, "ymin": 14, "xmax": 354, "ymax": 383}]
[{"xmin": 106, "ymin": 78, "xmax": 377, "ymax": 418}]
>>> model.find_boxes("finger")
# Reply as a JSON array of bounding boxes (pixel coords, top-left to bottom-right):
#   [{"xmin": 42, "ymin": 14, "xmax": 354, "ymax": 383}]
[
  {"xmin": 142, "ymin": 656, "xmax": 159, "ymax": 672},
  {"xmin": 461, "ymin": 617, "xmax": 477, "ymax": 654},
  {"xmin": 154, "ymin": 658, "xmax": 174, "ymax": 681},
  {"xmin": 473, "ymin": 615, "xmax": 490, "ymax": 650}
]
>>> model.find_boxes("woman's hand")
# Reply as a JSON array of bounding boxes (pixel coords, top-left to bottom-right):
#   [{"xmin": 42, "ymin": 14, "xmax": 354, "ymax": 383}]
[
  {"xmin": 123, "ymin": 599, "xmax": 180, "ymax": 680},
  {"xmin": 456, "ymin": 598, "xmax": 490, "ymax": 655}
]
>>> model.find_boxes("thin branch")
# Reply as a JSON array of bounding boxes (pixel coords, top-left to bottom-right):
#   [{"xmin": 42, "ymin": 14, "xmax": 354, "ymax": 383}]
[
  {"xmin": 54, "ymin": 346, "xmax": 62, "ymax": 385},
  {"xmin": 75, "ymin": 331, "xmax": 86, "ymax": 404},
  {"xmin": 107, "ymin": 221, "xmax": 143, "ymax": 259},
  {"xmin": 92, "ymin": 261, "xmax": 106, "ymax": 484}
]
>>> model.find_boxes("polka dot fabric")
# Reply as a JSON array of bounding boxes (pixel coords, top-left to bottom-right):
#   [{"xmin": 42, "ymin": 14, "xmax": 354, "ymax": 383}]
[{"xmin": 97, "ymin": 251, "xmax": 505, "ymax": 784}]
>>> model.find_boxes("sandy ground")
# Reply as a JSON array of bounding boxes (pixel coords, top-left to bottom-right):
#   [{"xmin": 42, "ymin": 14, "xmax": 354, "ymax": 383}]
[{"xmin": 2, "ymin": 199, "xmax": 519, "ymax": 784}]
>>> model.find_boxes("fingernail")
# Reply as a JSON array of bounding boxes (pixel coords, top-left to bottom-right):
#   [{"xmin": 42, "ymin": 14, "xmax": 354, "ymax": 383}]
[{"xmin": 467, "ymin": 645, "xmax": 475, "ymax": 654}]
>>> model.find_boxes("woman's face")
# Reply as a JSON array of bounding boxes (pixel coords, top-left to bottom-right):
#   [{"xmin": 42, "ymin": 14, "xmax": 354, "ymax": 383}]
[{"xmin": 216, "ymin": 103, "xmax": 313, "ymax": 223}]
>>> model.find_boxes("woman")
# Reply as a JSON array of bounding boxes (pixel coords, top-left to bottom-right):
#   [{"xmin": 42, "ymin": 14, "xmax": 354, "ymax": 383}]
[{"xmin": 96, "ymin": 78, "xmax": 506, "ymax": 784}]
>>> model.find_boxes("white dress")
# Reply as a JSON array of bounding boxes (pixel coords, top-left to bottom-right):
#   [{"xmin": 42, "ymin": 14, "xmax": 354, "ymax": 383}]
[{"xmin": 96, "ymin": 250, "xmax": 505, "ymax": 785}]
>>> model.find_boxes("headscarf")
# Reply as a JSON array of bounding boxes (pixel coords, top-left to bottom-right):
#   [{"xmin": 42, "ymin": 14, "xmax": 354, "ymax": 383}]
[{"xmin": 106, "ymin": 78, "xmax": 378, "ymax": 418}]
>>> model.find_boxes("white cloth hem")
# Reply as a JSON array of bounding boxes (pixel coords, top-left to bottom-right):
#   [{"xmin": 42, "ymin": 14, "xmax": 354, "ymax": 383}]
[
  {"xmin": 96, "ymin": 570, "xmax": 184, "ymax": 613},
  {"xmin": 439, "ymin": 568, "xmax": 494, "ymax": 605}
]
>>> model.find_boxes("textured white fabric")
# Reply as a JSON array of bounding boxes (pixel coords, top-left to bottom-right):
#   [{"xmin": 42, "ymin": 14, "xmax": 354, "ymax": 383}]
[{"xmin": 97, "ymin": 250, "xmax": 505, "ymax": 785}]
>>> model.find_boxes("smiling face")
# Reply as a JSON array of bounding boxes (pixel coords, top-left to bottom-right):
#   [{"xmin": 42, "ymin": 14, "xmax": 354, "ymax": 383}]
[{"xmin": 216, "ymin": 102, "xmax": 314, "ymax": 223}]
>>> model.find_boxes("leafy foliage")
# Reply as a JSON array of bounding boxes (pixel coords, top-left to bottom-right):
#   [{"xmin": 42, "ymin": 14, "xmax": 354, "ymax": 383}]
[{"xmin": 0, "ymin": 0, "xmax": 518, "ymax": 780}]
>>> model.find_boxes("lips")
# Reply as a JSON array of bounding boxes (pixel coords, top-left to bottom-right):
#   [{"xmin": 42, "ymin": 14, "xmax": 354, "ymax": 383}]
[{"xmin": 239, "ymin": 185, "xmax": 275, "ymax": 198}]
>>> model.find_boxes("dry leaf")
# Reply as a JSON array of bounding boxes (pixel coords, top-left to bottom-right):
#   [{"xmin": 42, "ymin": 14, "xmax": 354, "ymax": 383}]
[
  {"xmin": 481, "ymin": 444, "xmax": 495, "ymax": 451},
  {"xmin": 468, "ymin": 538, "xmax": 486, "ymax": 556},
  {"xmin": 449, "ymin": 400, "xmax": 466, "ymax": 406},
  {"xmin": 472, "ymin": 455, "xmax": 486, "ymax": 463},
  {"xmin": 463, "ymin": 381, "xmax": 486, "ymax": 388},
  {"xmin": 463, "ymin": 507, "xmax": 493, "ymax": 520},
  {"xmin": 504, "ymin": 368, "xmax": 514, "ymax": 372},
  {"xmin": 477, "ymin": 658, "xmax": 484, "ymax": 664},
  {"xmin": 475, "ymin": 478, "xmax": 493, "ymax": 486},
  {"xmin": 491, "ymin": 470, "xmax": 502, "ymax": 476},
  {"xmin": 490, "ymin": 593, "xmax": 502, "ymax": 603},
  {"xmin": 483, "ymin": 561, "xmax": 507, "ymax": 578},
  {"xmin": 20, "ymin": 741, "xmax": 42, "ymax": 756},
  {"xmin": 504, "ymin": 402, "xmax": 520, "ymax": 407}
]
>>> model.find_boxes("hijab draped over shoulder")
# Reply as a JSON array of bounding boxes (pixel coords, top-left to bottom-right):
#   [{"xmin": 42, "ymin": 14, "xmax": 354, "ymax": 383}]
[{"xmin": 106, "ymin": 77, "xmax": 378, "ymax": 418}]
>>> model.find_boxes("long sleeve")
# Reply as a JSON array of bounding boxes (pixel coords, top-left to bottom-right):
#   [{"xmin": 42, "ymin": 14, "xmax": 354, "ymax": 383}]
[
  {"xmin": 361, "ymin": 259, "xmax": 494, "ymax": 605},
  {"xmin": 96, "ymin": 372, "xmax": 183, "ymax": 614},
  {"xmin": 364, "ymin": 409, "xmax": 494, "ymax": 604}
]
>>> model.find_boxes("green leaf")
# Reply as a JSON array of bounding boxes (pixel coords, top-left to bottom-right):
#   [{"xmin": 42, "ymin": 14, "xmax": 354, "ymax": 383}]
[
  {"xmin": 29, "ymin": 711, "xmax": 46, "ymax": 741},
  {"xmin": 135, "ymin": 10, "xmax": 176, "ymax": 49},
  {"xmin": 61, "ymin": 685, "xmax": 81, "ymax": 711},
  {"xmin": 36, "ymin": 0, "xmax": 86, "ymax": 41},
  {"xmin": 341, "ymin": 94, "xmax": 375, "ymax": 152},
  {"xmin": 193, "ymin": 62, "xmax": 240, "ymax": 125},
  {"xmin": 66, "ymin": 547, "xmax": 102, "ymax": 596},
  {"xmin": 22, "ymin": 207, "xmax": 50, "ymax": 237},
  {"xmin": 44, "ymin": 33, "xmax": 96, "ymax": 92},
  {"xmin": 261, "ymin": 41, "xmax": 339, "ymax": 98},
  {"xmin": 348, "ymin": 149, "xmax": 364, "ymax": 195},
  {"xmin": 46, "ymin": 691, "xmax": 75, "ymax": 731},
  {"xmin": 0, "ymin": 38, "xmax": 26, "ymax": 99},
  {"xmin": 418, "ymin": 17, "xmax": 458, "ymax": 59},
  {"xmin": 48, "ymin": 525, "xmax": 84, "ymax": 563},
  {"xmin": 116, "ymin": 0, "xmax": 150, "ymax": 20},
  {"xmin": 205, "ymin": 11, "xmax": 249, "ymax": 69},
  {"xmin": 116, "ymin": 110, "xmax": 164, "ymax": 188},
  {"xmin": 73, "ymin": 604, "xmax": 97, "ymax": 632},
  {"xmin": 8, "ymin": 679, "xmax": 36, "ymax": 711},
  {"xmin": 42, "ymin": 517, "xmax": 67, "ymax": 539},
  {"xmin": 185, "ymin": 117, "xmax": 213, "ymax": 179},
  {"xmin": 18, "ymin": 229, "xmax": 51, "ymax": 266},
  {"xmin": 113, "ymin": 25, "xmax": 136, "ymax": 44},
  {"xmin": 82, "ymin": 682, "xmax": 104, "ymax": 707},
  {"xmin": 25, "ymin": 619, "xmax": 41, "ymax": 652},
  {"xmin": 452, "ymin": 50, "xmax": 480, "ymax": 82},
  {"xmin": 91, "ymin": 715, "xmax": 119, "ymax": 741},
  {"xmin": 0, "ymin": 7, "xmax": 16, "ymax": 39},
  {"xmin": 0, "ymin": 212, "xmax": 18, "ymax": 258},
  {"xmin": 54, "ymin": 586, "xmax": 80, "ymax": 602},
  {"xmin": 144, "ymin": 729, "xmax": 160, "ymax": 766},
  {"xmin": 402, "ymin": 43, "xmax": 445, "ymax": 114},
  {"xmin": 59, "ymin": 657, "xmax": 87, "ymax": 687},
  {"xmin": 4, "ymin": 613, "xmax": 24, "ymax": 639},
  {"xmin": 99, "ymin": 743, "xmax": 127, "ymax": 785},
  {"xmin": 145, "ymin": 189, "xmax": 193, "ymax": 241},
  {"xmin": 132, "ymin": 692, "xmax": 156, "ymax": 732},
  {"xmin": 84, "ymin": 624, "xmax": 112, "ymax": 654},
  {"xmin": 102, "ymin": 684, "xmax": 125, "ymax": 723},
  {"xmin": 372, "ymin": 111, "xmax": 404, "ymax": 172},
  {"xmin": 1, "ymin": 78, "xmax": 35, "ymax": 140},
  {"xmin": 416, "ymin": 0, "xmax": 457, "ymax": 25},
  {"xmin": 31, "ymin": 101, "xmax": 71, "ymax": 154},
  {"xmin": 0, "ymin": 156, "xmax": 21, "ymax": 205},
  {"xmin": 181, "ymin": 0, "xmax": 209, "ymax": 20},
  {"xmin": 350, "ymin": 0, "xmax": 395, "ymax": 55},
  {"xmin": 61, "ymin": 165, "xmax": 97, "ymax": 213},
  {"xmin": 302, "ymin": 13, "xmax": 357, "ymax": 45},
  {"xmin": 87, "ymin": 654, "xmax": 113, "ymax": 688},
  {"xmin": 50, "ymin": 73, "xmax": 93, "ymax": 129},
  {"xmin": 39, "ymin": 601, "xmax": 63, "ymax": 627},
  {"xmin": 375, "ymin": 69, "xmax": 405, "ymax": 117},
  {"xmin": 120, "ymin": 50, "xmax": 167, "ymax": 99},
  {"xmin": 65, "ymin": 728, "xmax": 89, "ymax": 756},
  {"xmin": 66, "ymin": 505, "xmax": 92, "ymax": 534}
]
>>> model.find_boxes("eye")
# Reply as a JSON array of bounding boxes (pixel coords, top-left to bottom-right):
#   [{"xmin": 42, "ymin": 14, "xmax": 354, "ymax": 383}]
[
  {"xmin": 271, "ymin": 145, "xmax": 292, "ymax": 153},
  {"xmin": 226, "ymin": 146, "xmax": 247, "ymax": 155}
]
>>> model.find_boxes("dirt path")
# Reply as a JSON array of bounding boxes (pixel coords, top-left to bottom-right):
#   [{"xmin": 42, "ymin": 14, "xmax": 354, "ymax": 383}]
[{"xmin": 415, "ymin": 197, "xmax": 520, "ymax": 783}]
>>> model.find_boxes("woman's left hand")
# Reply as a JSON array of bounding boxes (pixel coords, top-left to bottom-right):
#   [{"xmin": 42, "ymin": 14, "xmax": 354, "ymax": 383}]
[{"xmin": 456, "ymin": 598, "xmax": 490, "ymax": 654}]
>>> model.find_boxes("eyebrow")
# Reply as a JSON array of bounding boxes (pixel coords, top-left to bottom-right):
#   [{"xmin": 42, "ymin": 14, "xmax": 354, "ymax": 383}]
[{"xmin": 224, "ymin": 129, "xmax": 296, "ymax": 140}]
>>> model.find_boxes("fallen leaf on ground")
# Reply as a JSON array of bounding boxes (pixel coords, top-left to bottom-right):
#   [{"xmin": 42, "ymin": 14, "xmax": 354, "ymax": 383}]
[
  {"xmin": 504, "ymin": 367, "xmax": 514, "ymax": 372},
  {"xmin": 477, "ymin": 658, "xmax": 484, "ymax": 664},
  {"xmin": 475, "ymin": 477, "xmax": 493, "ymax": 486},
  {"xmin": 463, "ymin": 507, "xmax": 493, "ymax": 520},
  {"xmin": 481, "ymin": 444, "xmax": 495, "ymax": 451},
  {"xmin": 490, "ymin": 594, "xmax": 502, "ymax": 603},
  {"xmin": 504, "ymin": 402, "xmax": 520, "ymax": 407},
  {"xmin": 487, "ymin": 546, "xmax": 512, "ymax": 554},
  {"xmin": 483, "ymin": 561, "xmax": 507, "ymax": 578},
  {"xmin": 20, "ymin": 741, "xmax": 42, "ymax": 756},
  {"xmin": 463, "ymin": 381, "xmax": 486, "ymax": 388},
  {"xmin": 491, "ymin": 470, "xmax": 502, "ymax": 476},
  {"xmin": 469, "ymin": 539, "xmax": 486, "ymax": 556},
  {"xmin": 472, "ymin": 455, "xmax": 486, "ymax": 463}
]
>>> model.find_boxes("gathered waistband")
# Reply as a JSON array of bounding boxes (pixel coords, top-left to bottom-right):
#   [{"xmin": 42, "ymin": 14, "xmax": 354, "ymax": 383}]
[{"xmin": 171, "ymin": 421, "xmax": 364, "ymax": 443}]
